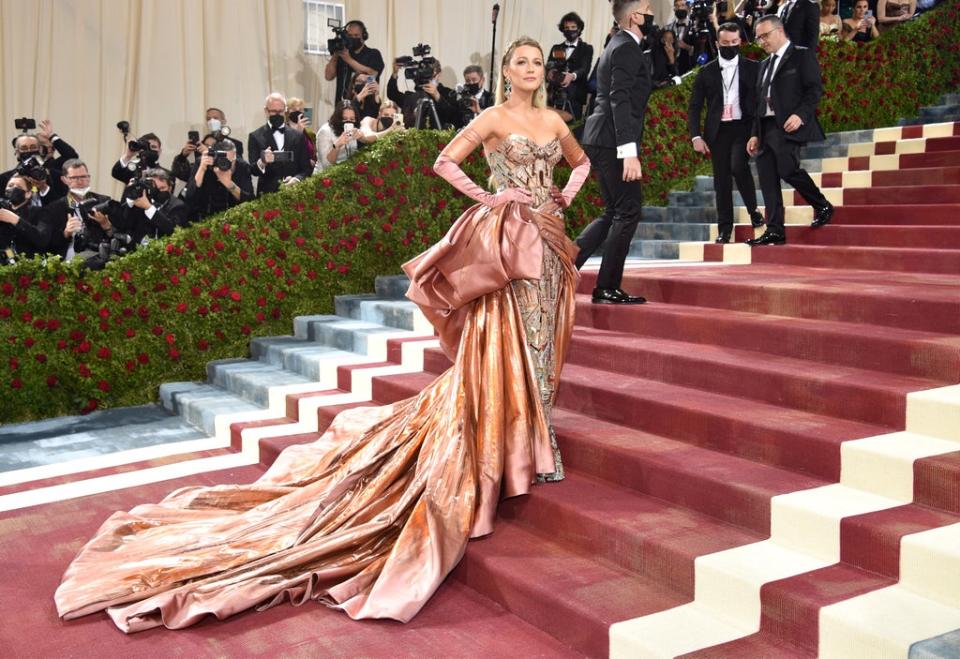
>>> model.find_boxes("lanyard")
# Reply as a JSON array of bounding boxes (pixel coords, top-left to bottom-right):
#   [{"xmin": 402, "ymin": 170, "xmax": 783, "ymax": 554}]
[{"xmin": 721, "ymin": 62, "xmax": 738, "ymax": 104}]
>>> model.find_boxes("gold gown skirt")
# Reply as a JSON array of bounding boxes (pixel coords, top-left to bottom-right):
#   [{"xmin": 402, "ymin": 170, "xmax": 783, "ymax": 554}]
[{"xmin": 54, "ymin": 200, "xmax": 579, "ymax": 632}]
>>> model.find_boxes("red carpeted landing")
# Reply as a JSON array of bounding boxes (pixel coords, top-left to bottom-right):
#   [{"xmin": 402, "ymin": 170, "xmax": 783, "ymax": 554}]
[{"xmin": 0, "ymin": 468, "xmax": 580, "ymax": 658}]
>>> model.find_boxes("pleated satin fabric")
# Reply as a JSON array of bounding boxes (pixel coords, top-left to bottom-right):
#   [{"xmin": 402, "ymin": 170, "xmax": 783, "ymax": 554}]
[{"xmin": 53, "ymin": 197, "xmax": 579, "ymax": 632}]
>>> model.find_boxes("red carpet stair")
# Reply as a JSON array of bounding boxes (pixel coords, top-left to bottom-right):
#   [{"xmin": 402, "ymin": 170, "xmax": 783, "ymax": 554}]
[{"xmin": 1, "ymin": 122, "xmax": 959, "ymax": 658}]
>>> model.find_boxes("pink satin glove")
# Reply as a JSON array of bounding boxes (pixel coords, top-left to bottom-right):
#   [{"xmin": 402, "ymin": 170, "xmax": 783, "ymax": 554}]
[{"xmin": 434, "ymin": 154, "xmax": 532, "ymax": 208}]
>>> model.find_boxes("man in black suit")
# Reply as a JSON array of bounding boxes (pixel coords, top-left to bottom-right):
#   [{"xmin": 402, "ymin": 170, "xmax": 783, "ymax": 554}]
[
  {"xmin": 43, "ymin": 159, "xmax": 122, "ymax": 266},
  {"xmin": 747, "ymin": 15, "xmax": 833, "ymax": 246},
  {"xmin": 771, "ymin": 0, "xmax": 820, "ymax": 49},
  {"xmin": 248, "ymin": 93, "xmax": 312, "ymax": 197},
  {"xmin": 117, "ymin": 168, "xmax": 189, "ymax": 246},
  {"xmin": 688, "ymin": 23, "xmax": 764, "ymax": 244},
  {"xmin": 323, "ymin": 20, "xmax": 385, "ymax": 101},
  {"xmin": 547, "ymin": 12, "xmax": 594, "ymax": 121},
  {"xmin": 576, "ymin": 0, "xmax": 653, "ymax": 305}
]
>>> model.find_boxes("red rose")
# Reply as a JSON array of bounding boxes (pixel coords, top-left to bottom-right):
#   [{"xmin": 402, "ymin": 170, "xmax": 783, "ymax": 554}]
[
  {"xmin": 307, "ymin": 270, "xmax": 317, "ymax": 280},
  {"xmin": 11, "ymin": 378, "xmax": 22, "ymax": 390},
  {"xmin": 0, "ymin": 307, "xmax": 9, "ymax": 318},
  {"xmin": 322, "ymin": 178, "xmax": 333, "ymax": 187},
  {"xmin": 230, "ymin": 291, "xmax": 241, "ymax": 302},
  {"xmin": 241, "ymin": 325, "xmax": 252, "ymax": 335},
  {"xmin": 125, "ymin": 360, "xmax": 136, "ymax": 372},
  {"xmin": 166, "ymin": 243, "xmax": 175, "ymax": 254},
  {"xmin": 47, "ymin": 319, "xmax": 61, "ymax": 331},
  {"xmin": 78, "ymin": 363, "xmax": 91, "ymax": 378},
  {"xmin": 77, "ymin": 340, "xmax": 90, "ymax": 353},
  {"xmin": 168, "ymin": 348, "xmax": 180, "ymax": 360},
  {"xmin": 152, "ymin": 325, "xmax": 163, "ymax": 335},
  {"xmin": 36, "ymin": 353, "xmax": 47, "ymax": 363},
  {"xmin": 358, "ymin": 195, "xmax": 370, "ymax": 206},
  {"xmin": 47, "ymin": 375, "xmax": 58, "ymax": 387},
  {"xmin": 97, "ymin": 347, "xmax": 111, "ymax": 359},
  {"xmin": 198, "ymin": 339, "xmax": 210, "ymax": 350},
  {"xmin": 137, "ymin": 353, "xmax": 149, "ymax": 365},
  {"xmin": 57, "ymin": 339, "xmax": 68, "ymax": 350},
  {"xmin": 355, "ymin": 163, "xmax": 368, "ymax": 174},
  {"xmin": 165, "ymin": 333, "xmax": 176, "ymax": 345},
  {"xmin": 126, "ymin": 328, "xmax": 136, "ymax": 338},
  {"xmin": 97, "ymin": 380, "xmax": 111, "ymax": 392}
]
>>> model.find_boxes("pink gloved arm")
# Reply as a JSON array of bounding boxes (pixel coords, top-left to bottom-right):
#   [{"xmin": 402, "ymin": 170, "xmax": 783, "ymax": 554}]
[
  {"xmin": 558, "ymin": 132, "xmax": 591, "ymax": 207},
  {"xmin": 433, "ymin": 127, "xmax": 531, "ymax": 207}
]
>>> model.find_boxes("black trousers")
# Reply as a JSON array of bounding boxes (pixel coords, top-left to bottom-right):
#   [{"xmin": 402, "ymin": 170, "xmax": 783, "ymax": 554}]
[
  {"xmin": 757, "ymin": 117, "xmax": 828, "ymax": 234},
  {"xmin": 574, "ymin": 145, "xmax": 642, "ymax": 290},
  {"xmin": 709, "ymin": 120, "xmax": 758, "ymax": 234}
]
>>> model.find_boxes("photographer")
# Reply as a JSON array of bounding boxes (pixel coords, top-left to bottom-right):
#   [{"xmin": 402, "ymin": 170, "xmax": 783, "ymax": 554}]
[
  {"xmin": 43, "ymin": 159, "xmax": 121, "ymax": 265},
  {"xmin": 358, "ymin": 100, "xmax": 404, "ymax": 144},
  {"xmin": 387, "ymin": 54, "xmax": 458, "ymax": 129},
  {"xmin": 683, "ymin": 0, "xmax": 720, "ymax": 65},
  {"xmin": 0, "ymin": 174, "xmax": 50, "ymax": 262},
  {"xmin": 1, "ymin": 131, "xmax": 67, "ymax": 207},
  {"xmin": 314, "ymin": 101, "xmax": 363, "ymax": 173},
  {"xmin": 287, "ymin": 97, "xmax": 318, "ymax": 163},
  {"xmin": 111, "ymin": 133, "xmax": 163, "ymax": 184},
  {"xmin": 248, "ymin": 93, "xmax": 313, "ymax": 196},
  {"xmin": 665, "ymin": 0, "xmax": 696, "ymax": 74},
  {"xmin": 205, "ymin": 107, "xmax": 244, "ymax": 157},
  {"xmin": 119, "ymin": 168, "xmax": 188, "ymax": 246},
  {"xmin": 185, "ymin": 140, "xmax": 253, "ymax": 221},
  {"xmin": 651, "ymin": 29, "xmax": 682, "ymax": 89},
  {"xmin": 345, "ymin": 72, "xmax": 382, "ymax": 120},
  {"xmin": 324, "ymin": 20, "xmax": 385, "ymax": 101},
  {"xmin": 546, "ymin": 12, "xmax": 594, "ymax": 121}
]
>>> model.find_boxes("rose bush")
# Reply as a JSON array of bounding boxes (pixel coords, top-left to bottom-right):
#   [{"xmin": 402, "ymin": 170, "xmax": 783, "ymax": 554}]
[{"xmin": 1, "ymin": 1, "xmax": 957, "ymax": 422}]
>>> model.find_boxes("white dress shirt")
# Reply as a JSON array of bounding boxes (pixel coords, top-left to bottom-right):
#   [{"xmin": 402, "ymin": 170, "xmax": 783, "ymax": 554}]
[
  {"xmin": 719, "ymin": 55, "xmax": 742, "ymax": 121},
  {"xmin": 764, "ymin": 41, "xmax": 792, "ymax": 117}
]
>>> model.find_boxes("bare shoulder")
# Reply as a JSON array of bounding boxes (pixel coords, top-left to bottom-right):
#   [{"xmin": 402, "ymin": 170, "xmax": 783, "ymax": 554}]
[
  {"xmin": 540, "ymin": 108, "xmax": 571, "ymax": 138},
  {"xmin": 468, "ymin": 106, "xmax": 506, "ymax": 139}
]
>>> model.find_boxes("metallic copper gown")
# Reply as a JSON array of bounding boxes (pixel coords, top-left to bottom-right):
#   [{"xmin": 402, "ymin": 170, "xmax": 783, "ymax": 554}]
[{"xmin": 54, "ymin": 133, "xmax": 585, "ymax": 632}]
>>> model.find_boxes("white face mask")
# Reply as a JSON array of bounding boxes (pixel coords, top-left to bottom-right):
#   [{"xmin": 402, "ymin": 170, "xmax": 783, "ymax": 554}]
[
  {"xmin": 207, "ymin": 118, "xmax": 222, "ymax": 133},
  {"xmin": 70, "ymin": 186, "xmax": 91, "ymax": 197}
]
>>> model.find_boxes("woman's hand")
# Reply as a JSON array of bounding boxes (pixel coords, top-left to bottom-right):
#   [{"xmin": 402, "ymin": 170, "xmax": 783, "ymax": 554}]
[
  {"xmin": 484, "ymin": 187, "xmax": 532, "ymax": 208},
  {"xmin": 536, "ymin": 185, "xmax": 566, "ymax": 215}
]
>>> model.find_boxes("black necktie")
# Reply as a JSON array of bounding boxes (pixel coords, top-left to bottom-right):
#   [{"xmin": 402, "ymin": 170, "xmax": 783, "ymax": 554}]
[{"xmin": 761, "ymin": 55, "xmax": 778, "ymax": 112}]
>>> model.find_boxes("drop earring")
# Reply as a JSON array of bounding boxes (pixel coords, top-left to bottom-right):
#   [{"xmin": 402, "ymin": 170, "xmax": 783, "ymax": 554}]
[{"xmin": 504, "ymin": 77, "xmax": 512, "ymax": 98}]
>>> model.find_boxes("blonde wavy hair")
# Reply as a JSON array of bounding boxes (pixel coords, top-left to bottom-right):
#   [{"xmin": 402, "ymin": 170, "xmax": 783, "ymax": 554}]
[{"xmin": 495, "ymin": 37, "xmax": 548, "ymax": 108}]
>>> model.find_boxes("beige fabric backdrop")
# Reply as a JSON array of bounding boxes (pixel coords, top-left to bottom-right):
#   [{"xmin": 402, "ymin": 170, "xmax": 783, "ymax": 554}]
[{"xmin": 0, "ymin": 0, "xmax": 672, "ymax": 193}]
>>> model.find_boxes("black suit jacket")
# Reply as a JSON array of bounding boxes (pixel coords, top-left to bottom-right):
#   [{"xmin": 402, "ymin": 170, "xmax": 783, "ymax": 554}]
[
  {"xmin": 548, "ymin": 40, "xmax": 595, "ymax": 104},
  {"xmin": 247, "ymin": 125, "xmax": 312, "ymax": 196},
  {"xmin": 772, "ymin": 0, "xmax": 820, "ymax": 49},
  {"xmin": 582, "ymin": 31, "xmax": 652, "ymax": 152},
  {"xmin": 118, "ymin": 197, "xmax": 190, "ymax": 244},
  {"xmin": 753, "ymin": 44, "xmax": 826, "ymax": 145},
  {"xmin": 42, "ymin": 192, "xmax": 118, "ymax": 259},
  {"xmin": 688, "ymin": 55, "xmax": 760, "ymax": 144}
]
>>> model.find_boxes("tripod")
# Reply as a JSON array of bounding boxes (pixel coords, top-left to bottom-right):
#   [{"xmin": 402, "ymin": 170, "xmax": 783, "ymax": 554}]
[{"xmin": 413, "ymin": 92, "xmax": 443, "ymax": 129}]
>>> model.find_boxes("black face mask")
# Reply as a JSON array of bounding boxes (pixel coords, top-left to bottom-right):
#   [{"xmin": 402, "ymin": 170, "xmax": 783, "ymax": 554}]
[
  {"xmin": 354, "ymin": 83, "xmax": 366, "ymax": 95},
  {"xmin": 153, "ymin": 190, "xmax": 170, "ymax": 205},
  {"xmin": 719, "ymin": 45, "xmax": 740, "ymax": 60},
  {"xmin": 639, "ymin": 14, "xmax": 655, "ymax": 36},
  {"xmin": 268, "ymin": 114, "xmax": 285, "ymax": 130},
  {"xmin": 378, "ymin": 116, "xmax": 394, "ymax": 130},
  {"xmin": 563, "ymin": 29, "xmax": 580, "ymax": 42},
  {"xmin": 676, "ymin": 9, "xmax": 689, "ymax": 19},
  {"xmin": 463, "ymin": 82, "xmax": 481, "ymax": 95},
  {"xmin": 5, "ymin": 187, "xmax": 26, "ymax": 206},
  {"xmin": 17, "ymin": 150, "xmax": 40, "ymax": 163},
  {"xmin": 345, "ymin": 36, "xmax": 361, "ymax": 51}
]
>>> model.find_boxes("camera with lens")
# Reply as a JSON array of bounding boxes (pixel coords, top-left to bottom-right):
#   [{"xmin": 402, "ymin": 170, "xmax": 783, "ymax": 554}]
[
  {"xmin": 327, "ymin": 18, "xmax": 360, "ymax": 53},
  {"xmin": 690, "ymin": 0, "xmax": 715, "ymax": 34},
  {"xmin": 14, "ymin": 155, "xmax": 47, "ymax": 182},
  {"xmin": 211, "ymin": 150, "xmax": 232, "ymax": 171},
  {"xmin": 122, "ymin": 176, "xmax": 157, "ymax": 205},
  {"xmin": 98, "ymin": 232, "xmax": 134, "ymax": 261},
  {"xmin": 396, "ymin": 44, "xmax": 438, "ymax": 87},
  {"xmin": 71, "ymin": 198, "xmax": 113, "ymax": 250},
  {"xmin": 454, "ymin": 81, "xmax": 483, "ymax": 125}
]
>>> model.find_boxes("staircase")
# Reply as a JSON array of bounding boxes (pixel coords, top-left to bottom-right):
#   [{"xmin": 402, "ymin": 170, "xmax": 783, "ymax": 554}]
[
  {"xmin": 621, "ymin": 91, "xmax": 960, "ymax": 261},
  {"xmin": 1, "ymin": 120, "xmax": 959, "ymax": 657}
]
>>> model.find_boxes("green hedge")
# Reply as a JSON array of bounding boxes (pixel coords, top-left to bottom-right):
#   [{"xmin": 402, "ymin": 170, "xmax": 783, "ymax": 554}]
[{"xmin": 1, "ymin": 1, "xmax": 958, "ymax": 423}]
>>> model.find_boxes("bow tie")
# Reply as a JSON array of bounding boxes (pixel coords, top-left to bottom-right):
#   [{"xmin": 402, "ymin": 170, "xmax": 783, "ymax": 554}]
[{"xmin": 272, "ymin": 125, "xmax": 285, "ymax": 134}]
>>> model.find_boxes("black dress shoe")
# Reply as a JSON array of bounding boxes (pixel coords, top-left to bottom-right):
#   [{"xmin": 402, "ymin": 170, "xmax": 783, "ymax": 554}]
[
  {"xmin": 715, "ymin": 231, "xmax": 731, "ymax": 244},
  {"xmin": 592, "ymin": 288, "xmax": 646, "ymax": 304},
  {"xmin": 811, "ymin": 203, "xmax": 835, "ymax": 228},
  {"xmin": 749, "ymin": 210, "xmax": 765, "ymax": 228},
  {"xmin": 745, "ymin": 231, "xmax": 786, "ymax": 246}
]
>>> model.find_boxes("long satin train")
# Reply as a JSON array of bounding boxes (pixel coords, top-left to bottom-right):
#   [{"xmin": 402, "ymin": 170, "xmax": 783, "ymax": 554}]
[{"xmin": 54, "ymin": 200, "xmax": 578, "ymax": 632}]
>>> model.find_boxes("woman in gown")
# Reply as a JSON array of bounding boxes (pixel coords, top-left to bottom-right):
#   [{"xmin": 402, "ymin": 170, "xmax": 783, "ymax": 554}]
[{"xmin": 54, "ymin": 37, "xmax": 592, "ymax": 632}]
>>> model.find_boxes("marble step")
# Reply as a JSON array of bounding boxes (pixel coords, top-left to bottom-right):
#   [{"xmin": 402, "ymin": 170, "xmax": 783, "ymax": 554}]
[
  {"xmin": 631, "ymin": 223, "xmax": 713, "ymax": 242},
  {"xmin": 333, "ymin": 295, "xmax": 433, "ymax": 333},
  {"xmin": 626, "ymin": 240, "xmax": 682, "ymax": 260},
  {"xmin": 374, "ymin": 274, "xmax": 412, "ymax": 299},
  {"xmin": 0, "ymin": 405, "xmax": 206, "ymax": 474},
  {"xmin": 159, "ymin": 381, "xmax": 263, "ymax": 438}
]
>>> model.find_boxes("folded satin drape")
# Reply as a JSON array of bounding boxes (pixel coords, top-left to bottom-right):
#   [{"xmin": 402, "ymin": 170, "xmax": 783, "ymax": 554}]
[{"xmin": 54, "ymin": 200, "xmax": 578, "ymax": 632}]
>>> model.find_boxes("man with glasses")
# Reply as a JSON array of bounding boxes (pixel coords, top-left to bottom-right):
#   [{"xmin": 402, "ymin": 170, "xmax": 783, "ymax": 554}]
[
  {"xmin": 746, "ymin": 15, "xmax": 832, "ymax": 246},
  {"xmin": 248, "ymin": 92, "xmax": 313, "ymax": 196},
  {"xmin": 42, "ymin": 159, "xmax": 120, "ymax": 263}
]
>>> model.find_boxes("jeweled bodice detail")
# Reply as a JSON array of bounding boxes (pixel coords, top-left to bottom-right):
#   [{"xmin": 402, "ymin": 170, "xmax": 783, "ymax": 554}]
[{"xmin": 487, "ymin": 135, "xmax": 563, "ymax": 207}]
